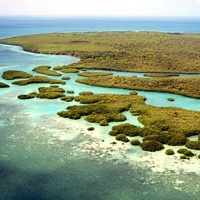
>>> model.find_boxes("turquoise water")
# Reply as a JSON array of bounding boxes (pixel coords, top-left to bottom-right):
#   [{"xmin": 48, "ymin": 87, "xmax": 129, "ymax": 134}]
[{"xmin": 1, "ymin": 18, "xmax": 200, "ymax": 199}]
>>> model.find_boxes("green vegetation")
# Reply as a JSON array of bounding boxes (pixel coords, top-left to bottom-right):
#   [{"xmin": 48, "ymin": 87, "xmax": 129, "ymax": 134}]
[
  {"xmin": 115, "ymin": 134, "xmax": 129, "ymax": 142},
  {"xmin": 143, "ymin": 133, "xmax": 187, "ymax": 146},
  {"xmin": 130, "ymin": 91, "xmax": 138, "ymax": 95},
  {"xmin": 165, "ymin": 149, "xmax": 175, "ymax": 155},
  {"xmin": 57, "ymin": 92, "xmax": 200, "ymax": 152},
  {"xmin": 60, "ymin": 96, "xmax": 74, "ymax": 102},
  {"xmin": 32, "ymin": 65, "xmax": 61, "ymax": 76},
  {"xmin": 130, "ymin": 105, "xmax": 200, "ymax": 138},
  {"xmin": 2, "ymin": 32, "xmax": 200, "ymax": 74},
  {"xmin": 79, "ymin": 91, "xmax": 93, "ymax": 95},
  {"xmin": 62, "ymin": 76, "xmax": 70, "ymax": 80},
  {"xmin": 76, "ymin": 76, "xmax": 200, "ymax": 99},
  {"xmin": 180, "ymin": 155, "xmax": 187, "ymax": 159},
  {"xmin": 167, "ymin": 97, "xmax": 175, "ymax": 102},
  {"xmin": 12, "ymin": 76, "xmax": 66, "ymax": 85},
  {"xmin": 87, "ymin": 127, "xmax": 94, "ymax": 131},
  {"xmin": 110, "ymin": 123, "xmax": 143, "ymax": 137},
  {"xmin": 177, "ymin": 148, "xmax": 194, "ymax": 157},
  {"xmin": 61, "ymin": 68, "xmax": 79, "ymax": 73},
  {"xmin": 185, "ymin": 141, "xmax": 200, "ymax": 150},
  {"xmin": 18, "ymin": 86, "xmax": 66, "ymax": 100},
  {"xmin": 0, "ymin": 82, "xmax": 9, "ymax": 88},
  {"xmin": 2, "ymin": 70, "xmax": 32, "ymax": 80},
  {"xmin": 36, "ymin": 86, "xmax": 65, "ymax": 99},
  {"xmin": 66, "ymin": 90, "xmax": 74, "ymax": 94},
  {"xmin": 77, "ymin": 71, "xmax": 113, "ymax": 77},
  {"xmin": 18, "ymin": 93, "xmax": 35, "ymax": 99},
  {"xmin": 99, "ymin": 119, "xmax": 108, "ymax": 126},
  {"xmin": 1, "ymin": 32, "xmax": 200, "ymax": 155},
  {"xmin": 140, "ymin": 140, "xmax": 164, "ymax": 152},
  {"xmin": 130, "ymin": 139, "xmax": 141, "ymax": 146},
  {"xmin": 144, "ymin": 73, "xmax": 179, "ymax": 77},
  {"xmin": 57, "ymin": 93, "xmax": 143, "ymax": 122}
]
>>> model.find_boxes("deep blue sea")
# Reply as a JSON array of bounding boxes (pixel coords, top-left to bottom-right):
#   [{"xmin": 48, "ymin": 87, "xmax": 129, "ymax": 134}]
[
  {"xmin": 0, "ymin": 17, "xmax": 200, "ymax": 200},
  {"xmin": 1, "ymin": 17, "xmax": 200, "ymax": 39}
]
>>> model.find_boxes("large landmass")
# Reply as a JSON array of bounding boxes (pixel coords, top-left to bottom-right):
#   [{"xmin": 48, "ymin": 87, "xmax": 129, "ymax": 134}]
[{"xmin": 1, "ymin": 31, "xmax": 200, "ymax": 73}]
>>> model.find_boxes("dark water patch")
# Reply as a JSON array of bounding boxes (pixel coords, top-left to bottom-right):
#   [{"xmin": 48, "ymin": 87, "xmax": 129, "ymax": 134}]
[{"xmin": 1, "ymin": 155, "xmax": 200, "ymax": 200}]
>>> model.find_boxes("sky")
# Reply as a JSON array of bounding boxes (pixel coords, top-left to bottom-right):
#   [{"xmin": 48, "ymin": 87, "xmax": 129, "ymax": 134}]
[{"xmin": 0, "ymin": 0, "xmax": 200, "ymax": 17}]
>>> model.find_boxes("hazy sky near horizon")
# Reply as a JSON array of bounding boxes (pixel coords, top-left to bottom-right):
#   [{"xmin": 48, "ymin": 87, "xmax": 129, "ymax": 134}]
[{"xmin": 0, "ymin": 0, "xmax": 200, "ymax": 17}]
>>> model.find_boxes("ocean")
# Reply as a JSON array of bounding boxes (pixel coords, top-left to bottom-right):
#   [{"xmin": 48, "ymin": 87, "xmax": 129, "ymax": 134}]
[
  {"xmin": 0, "ymin": 17, "xmax": 200, "ymax": 200},
  {"xmin": 1, "ymin": 17, "xmax": 200, "ymax": 39}
]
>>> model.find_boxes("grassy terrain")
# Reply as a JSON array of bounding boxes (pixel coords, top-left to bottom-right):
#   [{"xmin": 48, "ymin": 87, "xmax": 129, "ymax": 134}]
[
  {"xmin": 18, "ymin": 85, "xmax": 66, "ymax": 99},
  {"xmin": 2, "ymin": 70, "xmax": 32, "ymax": 80},
  {"xmin": 76, "ymin": 76, "xmax": 200, "ymax": 99},
  {"xmin": 1, "ymin": 32, "xmax": 200, "ymax": 73},
  {"xmin": 12, "ymin": 76, "xmax": 66, "ymax": 85},
  {"xmin": 143, "ymin": 73, "xmax": 179, "ymax": 77},
  {"xmin": 77, "ymin": 71, "xmax": 113, "ymax": 77},
  {"xmin": 32, "ymin": 65, "xmax": 61, "ymax": 76}
]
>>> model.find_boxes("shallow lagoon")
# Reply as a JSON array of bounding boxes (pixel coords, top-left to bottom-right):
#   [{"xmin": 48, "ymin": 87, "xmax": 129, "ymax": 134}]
[{"xmin": 1, "ymin": 44, "xmax": 200, "ymax": 199}]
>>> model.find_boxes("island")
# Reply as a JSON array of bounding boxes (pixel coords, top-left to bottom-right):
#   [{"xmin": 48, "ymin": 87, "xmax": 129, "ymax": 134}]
[{"xmin": 0, "ymin": 31, "xmax": 200, "ymax": 158}]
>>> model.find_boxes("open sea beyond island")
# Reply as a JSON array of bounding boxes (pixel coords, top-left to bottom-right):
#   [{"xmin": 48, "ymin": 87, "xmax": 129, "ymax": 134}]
[{"xmin": 0, "ymin": 17, "xmax": 200, "ymax": 200}]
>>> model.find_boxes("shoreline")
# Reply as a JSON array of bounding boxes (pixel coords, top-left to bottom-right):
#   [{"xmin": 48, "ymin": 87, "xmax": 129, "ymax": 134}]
[{"xmin": 45, "ymin": 115, "xmax": 200, "ymax": 175}]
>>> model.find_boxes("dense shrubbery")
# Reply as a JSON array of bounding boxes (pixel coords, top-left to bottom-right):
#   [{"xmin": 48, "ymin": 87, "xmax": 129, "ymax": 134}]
[
  {"xmin": 12, "ymin": 76, "xmax": 66, "ymax": 85},
  {"xmin": 87, "ymin": 127, "xmax": 94, "ymax": 131},
  {"xmin": 180, "ymin": 155, "xmax": 187, "ymax": 159},
  {"xmin": 57, "ymin": 94, "xmax": 139, "ymax": 124},
  {"xmin": 66, "ymin": 90, "xmax": 74, "ymax": 94},
  {"xmin": 3, "ymin": 32, "xmax": 200, "ymax": 74},
  {"xmin": 144, "ymin": 73, "xmax": 179, "ymax": 77},
  {"xmin": 60, "ymin": 96, "xmax": 74, "ymax": 102},
  {"xmin": 79, "ymin": 91, "xmax": 93, "ymax": 95},
  {"xmin": 75, "ymin": 95, "xmax": 102, "ymax": 104},
  {"xmin": 111, "ymin": 123, "xmax": 143, "ymax": 137},
  {"xmin": 130, "ymin": 139, "xmax": 141, "ymax": 146},
  {"xmin": 38, "ymin": 85, "xmax": 65, "ymax": 93},
  {"xmin": 18, "ymin": 93, "xmax": 35, "ymax": 99},
  {"xmin": 60, "ymin": 68, "xmax": 79, "ymax": 73},
  {"xmin": 99, "ymin": 119, "xmax": 108, "ymax": 126},
  {"xmin": 185, "ymin": 141, "xmax": 200, "ymax": 150},
  {"xmin": 115, "ymin": 134, "xmax": 129, "ymax": 142},
  {"xmin": 36, "ymin": 86, "xmax": 65, "ymax": 99},
  {"xmin": 32, "ymin": 65, "xmax": 61, "ymax": 76},
  {"xmin": 140, "ymin": 140, "xmax": 164, "ymax": 152},
  {"xmin": 62, "ymin": 76, "xmax": 70, "ymax": 80},
  {"xmin": 177, "ymin": 148, "xmax": 194, "ymax": 157},
  {"xmin": 167, "ymin": 98, "xmax": 175, "ymax": 102},
  {"xmin": 36, "ymin": 92, "xmax": 65, "ymax": 99},
  {"xmin": 76, "ymin": 76, "xmax": 200, "ymax": 99},
  {"xmin": 0, "ymin": 82, "xmax": 9, "ymax": 88},
  {"xmin": 165, "ymin": 149, "xmax": 175, "ymax": 155},
  {"xmin": 85, "ymin": 113, "xmax": 126, "ymax": 123},
  {"xmin": 77, "ymin": 71, "xmax": 113, "ymax": 77},
  {"xmin": 2, "ymin": 70, "xmax": 32, "ymax": 80},
  {"xmin": 18, "ymin": 86, "xmax": 66, "ymax": 100},
  {"xmin": 143, "ymin": 133, "xmax": 187, "ymax": 146},
  {"xmin": 129, "ymin": 91, "xmax": 138, "ymax": 95}
]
